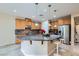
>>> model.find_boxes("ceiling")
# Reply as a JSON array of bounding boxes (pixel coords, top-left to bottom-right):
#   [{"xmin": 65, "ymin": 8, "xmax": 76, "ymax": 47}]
[{"xmin": 0, "ymin": 3, "xmax": 79, "ymax": 22}]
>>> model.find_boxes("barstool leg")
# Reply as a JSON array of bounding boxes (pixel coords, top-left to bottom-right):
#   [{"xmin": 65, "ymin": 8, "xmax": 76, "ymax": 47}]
[{"xmin": 57, "ymin": 44, "xmax": 59, "ymax": 55}]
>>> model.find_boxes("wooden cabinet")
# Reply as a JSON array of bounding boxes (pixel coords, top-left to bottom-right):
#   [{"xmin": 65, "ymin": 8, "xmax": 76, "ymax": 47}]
[
  {"xmin": 16, "ymin": 19, "xmax": 26, "ymax": 29},
  {"xmin": 49, "ymin": 15, "xmax": 71, "ymax": 29},
  {"xmin": 25, "ymin": 19, "xmax": 32, "ymax": 26},
  {"xmin": 16, "ymin": 18, "xmax": 41, "ymax": 30},
  {"xmin": 20, "ymin": 20, "xmax": 26, "ymax": 29},
  {"xmin": 63, "ymin": 18, "xmax": 71, "ymax": 24},
  {"xmin": 57, "ymin": 17, "xmax": 71, "ymax": 26},
  {"xmin": 58, "ymin": 19, "xmax": 64, "ymax": 25},
  {"xmin": 16, "ymin": 39, "xmax": 21, "ymax": 44}
]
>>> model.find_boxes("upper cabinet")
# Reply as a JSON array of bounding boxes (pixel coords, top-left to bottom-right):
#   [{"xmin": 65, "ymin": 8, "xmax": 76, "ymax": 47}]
[
  {"xmin": 25, "ymin": 19, "xmax": 32, "ymax": 26},
  {"xmin": 58, "ymin": 19, "xmax": 64, "ymax": 25},
  {"xmin": 16, "ymin": 19, "xmax": 26, "ymax": 29},
  {"xmin": 16, "ymin": 18, "xmax": 41, "ymax": 29},
  {"xmin": 49, "ymin": 15, "xmax": 71, "ymax": 29},
  {"xmin": 63, "ymin": 17, "xmax": 71, "ymax": 25},
  {"xmin": 58, "ymin": 18, "xmax": 71, "ymax": 26}
]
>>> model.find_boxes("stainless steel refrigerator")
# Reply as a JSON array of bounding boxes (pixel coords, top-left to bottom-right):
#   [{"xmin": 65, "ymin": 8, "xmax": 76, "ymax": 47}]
[{"xmin": 58, "ymin": 25, "xmax": 71, "ymax": 45}]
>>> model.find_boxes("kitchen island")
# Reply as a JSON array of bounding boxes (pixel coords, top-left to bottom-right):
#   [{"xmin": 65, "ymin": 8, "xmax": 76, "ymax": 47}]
[{"xmin": 18, "ymin": 35, "xmax": 61, "ymax": 56}]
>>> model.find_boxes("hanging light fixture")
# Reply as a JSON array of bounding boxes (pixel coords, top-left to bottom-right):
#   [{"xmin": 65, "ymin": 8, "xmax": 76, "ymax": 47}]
[
  {"xmin": 34, "ymin": 3, "xmax": 40, "ymax": 22},
  {"xmin": 48, "ymin": 4, "xmax": 51, "ymax": 20},
  {"xmin": 34, "ymin": 3, "xmax": 39, "ymax": 26},
  {"xmin": 48, "ymin": 4, "xmax": 52, "ymax": 27},
  {"xmin": 35, "ymin": 23, "xmax": 38, "ymax": 26}
]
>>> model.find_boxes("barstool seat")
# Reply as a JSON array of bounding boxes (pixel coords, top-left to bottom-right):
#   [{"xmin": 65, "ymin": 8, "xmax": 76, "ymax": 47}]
[{"xmin": 60, "ymin": 39, "xmax": 64, "ymax": 44}]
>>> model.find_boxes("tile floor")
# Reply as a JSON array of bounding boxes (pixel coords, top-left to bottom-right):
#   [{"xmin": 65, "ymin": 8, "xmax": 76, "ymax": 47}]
[
  {"xmin": 0, "ymin": 43, "xmax": 79, "ymax": 56},
  {"xmin": 0, "ymin": 44, "xmax": 24, "ymax": 56},
  {"xmin": 53, "ymin": 43, "xmax": 79, "ymax": 56}
]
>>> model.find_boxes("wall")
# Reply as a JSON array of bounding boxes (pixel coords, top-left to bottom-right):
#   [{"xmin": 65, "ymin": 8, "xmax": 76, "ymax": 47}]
[
  {"xmin": 0, "ymin": 12, "xmax": 15, "ymax": 46},
  {"xmin": 71, "ymin": 14, "xmax": 79, "ymax": 46},
  {"xmin": 75, "ymin": 25, "xmax": 79, "ymax": 42}
]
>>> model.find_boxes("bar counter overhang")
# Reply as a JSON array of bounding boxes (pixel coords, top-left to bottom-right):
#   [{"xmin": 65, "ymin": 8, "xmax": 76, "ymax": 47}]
[{"xmin": 18, "ymin": 34, "xmax": 61, "ymax": 56}]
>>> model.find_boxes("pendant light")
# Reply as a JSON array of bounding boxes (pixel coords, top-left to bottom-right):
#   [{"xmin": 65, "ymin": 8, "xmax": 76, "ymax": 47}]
[
  {"xmin": 48, "ymin": 4, "xmax": 51, "ymax": 20},
  {"xmin": 35, "ymin": 3, "xmax": 40, "ymax": 22},
  {"xmin": 48, "ymin": 4, "xmax": 52, "ymax": 27},
  {"xmin": 35, "ymin": 3, "xmax": 38, "ymax": 16},
  {"xmin": 34, "ymin": 3, "xmax": 39, "ymax": 26},
  {"xmin": 35, "ymin": 23, "xmax": 39, "ymax": 26}
]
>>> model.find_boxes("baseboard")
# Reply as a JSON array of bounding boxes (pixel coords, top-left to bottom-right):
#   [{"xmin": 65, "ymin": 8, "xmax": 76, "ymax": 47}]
[{"xmin": 0, "ymin": 43, "xmax": 16, "ymax": 48}]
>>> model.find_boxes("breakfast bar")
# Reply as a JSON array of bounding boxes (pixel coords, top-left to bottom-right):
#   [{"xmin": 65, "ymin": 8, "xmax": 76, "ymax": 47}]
[{"xmin": 19, "ymin": 35, "xmax": 61, "ymax": 56}]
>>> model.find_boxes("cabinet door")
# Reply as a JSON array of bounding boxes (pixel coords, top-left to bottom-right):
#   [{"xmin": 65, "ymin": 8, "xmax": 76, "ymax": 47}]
[
  {"xmin": 16, "ymin": 19, "xmax": 21, "ymax": 29},
  {"xmin": 58, "ymin": 19, "xmax": 64, "ymax": 25},
  {"xmin": 63, "ymin": 18, "xmax": 71, "ymax": 24},
  {"xmin": 20, "ymin": 20, "xmax": 26, "ymax": 29},
  {"xmin": 16, "ymin": 19, "xmax": 26, "ymax": 29},
  {"xmin": 25, "ymin": 19, "xmax": 32, "ymax": 26}
]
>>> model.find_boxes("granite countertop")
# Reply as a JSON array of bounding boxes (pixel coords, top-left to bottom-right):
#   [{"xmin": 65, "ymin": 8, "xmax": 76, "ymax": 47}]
[{"xmin": 16, "ymin": 34, "xmax": 61, "ymax": 41}]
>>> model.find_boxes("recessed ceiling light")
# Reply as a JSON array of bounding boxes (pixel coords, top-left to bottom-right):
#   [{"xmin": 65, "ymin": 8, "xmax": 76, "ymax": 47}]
[
  {"xmin": 43, "ymin": 9, "xmax": 47, "ymax": 12},
  {"xmin": 39, "ymin": 14, "xmax": 43, "ymax": 16},
  {"xmin": 53, "ymin": 15, "xmax": 56, "ymax": 18},
  {"xmin": 54, "ymin": 10, "xmax": 57, "ymax": 12},
  {"xmin": 35, "ymin": 3, "xmax": 38, "ymax": 5},
  {"xmin": 13, "ymin": 10, "xmax": 16, "ymax": 12},
  {"xmin": 48, "ymin": 5, "xmax": 51, "ymax": 7}
]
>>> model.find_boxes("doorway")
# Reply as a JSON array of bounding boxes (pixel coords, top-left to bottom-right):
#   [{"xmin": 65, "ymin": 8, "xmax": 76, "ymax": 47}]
[{"xmin": 74, "ymin": 17, "xmax": 79, "ymax": 45}]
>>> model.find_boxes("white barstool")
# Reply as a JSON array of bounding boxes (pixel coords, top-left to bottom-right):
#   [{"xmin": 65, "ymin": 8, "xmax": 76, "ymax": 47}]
[
  {"xmin": 54, "ymin": 41, "xmax": 61, "ymax": 56},
  {"xmin": 60, "ymin": 39, "xmax": 64, "ymax": 44}
]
